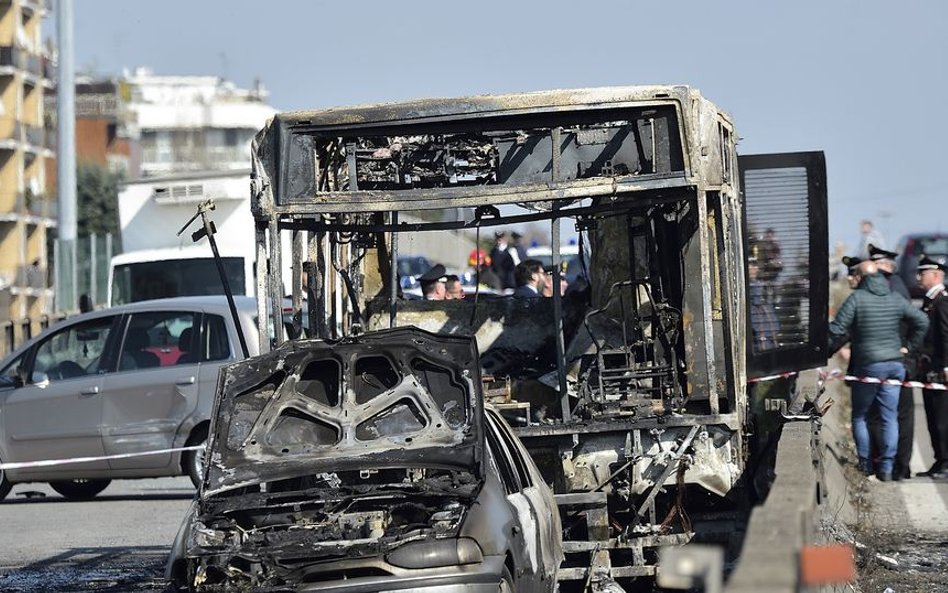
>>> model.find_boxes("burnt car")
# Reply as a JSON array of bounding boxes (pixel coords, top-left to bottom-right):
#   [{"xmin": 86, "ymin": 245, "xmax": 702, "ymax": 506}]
[{"xmin": 168, "ymin": 327, "xmax": 562, "ymax": 592}]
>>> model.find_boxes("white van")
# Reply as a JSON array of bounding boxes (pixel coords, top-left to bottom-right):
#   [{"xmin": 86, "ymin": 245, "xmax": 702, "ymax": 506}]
[{"xmin": 108, "ymin": 246, "xmax": 256, "ymax": 306}]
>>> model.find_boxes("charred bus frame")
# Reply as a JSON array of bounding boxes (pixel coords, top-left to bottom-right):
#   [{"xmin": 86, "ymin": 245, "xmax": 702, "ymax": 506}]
[{"xmin": 249, "ymin": 86, "xmax": 827, "ymax": 588}]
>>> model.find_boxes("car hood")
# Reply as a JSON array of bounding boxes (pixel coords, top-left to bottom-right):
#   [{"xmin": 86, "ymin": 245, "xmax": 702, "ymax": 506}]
[{"xmin": 204, "ymin": 327, "xmax": 484, "ymax": 496}]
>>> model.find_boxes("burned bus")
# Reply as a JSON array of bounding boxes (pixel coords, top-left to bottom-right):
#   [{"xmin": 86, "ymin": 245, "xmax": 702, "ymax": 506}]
[{"xmin": 244, "ymin": 86, "xmax": 827, "ymax": 590}]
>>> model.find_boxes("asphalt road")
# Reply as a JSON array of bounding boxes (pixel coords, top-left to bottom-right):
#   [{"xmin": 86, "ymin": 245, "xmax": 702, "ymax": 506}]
[
  {"xmin": 856, "ymin": 388, "xmax": 948, "ymax": 591},
  {"xmin": 1, "ymin": 387, "xmax": 945, "ymax": 593},
  {"xmin": 0, "ymin": 477, "xmax": 194, "ymax": 592}
]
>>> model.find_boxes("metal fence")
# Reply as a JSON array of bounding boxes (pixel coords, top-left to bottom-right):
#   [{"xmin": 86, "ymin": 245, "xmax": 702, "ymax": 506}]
[{"xmin": 54, "ymin": 233, "xmax": 117, "ymax": 313}]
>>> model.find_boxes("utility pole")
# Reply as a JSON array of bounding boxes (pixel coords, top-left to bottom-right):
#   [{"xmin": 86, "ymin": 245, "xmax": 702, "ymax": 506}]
[{"xmin": 56, "ymin": 0, "xmax": 77, "ymax": 311}]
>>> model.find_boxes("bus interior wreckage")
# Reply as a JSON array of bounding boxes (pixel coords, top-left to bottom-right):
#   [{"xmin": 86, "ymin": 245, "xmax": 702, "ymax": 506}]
[{"xmin": 246, "ymin": 86, "xmax": 828, "ymax": 588}]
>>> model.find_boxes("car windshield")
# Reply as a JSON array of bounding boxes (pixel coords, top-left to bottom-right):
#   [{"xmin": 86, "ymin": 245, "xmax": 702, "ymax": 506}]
[
  {"xmin": 917, "ymin": 237, "xmax": 948, "ymax": 255},
  {"xmin": 112, "ymin": 257, "xmax": 245, "ymax": 305}
]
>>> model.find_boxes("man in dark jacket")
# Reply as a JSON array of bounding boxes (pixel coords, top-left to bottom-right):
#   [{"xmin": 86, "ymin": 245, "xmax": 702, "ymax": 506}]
[
  {"xmin": 916, "ymin": 255, "xmax": 948, "ymax": 479},
  {"xmin": 512, "ymin": 259, "xmax": 544, "ymax": 298},
  {"xmin": 829, "ymin": 263, "xmax": 929, "ymax": 481},
  {"xmin": 490, "ymin": 232, "xmax": 516, "ymax": 289}
]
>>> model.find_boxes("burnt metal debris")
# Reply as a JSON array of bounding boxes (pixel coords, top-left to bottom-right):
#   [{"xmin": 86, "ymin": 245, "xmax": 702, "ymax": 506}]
[
  {"xmin": 170, "ymin": 327, "xmax": 562, "ymax": 591},
  {"xmin": 176, "ymin": 86, "xmax": 827, "ymax": 591}
]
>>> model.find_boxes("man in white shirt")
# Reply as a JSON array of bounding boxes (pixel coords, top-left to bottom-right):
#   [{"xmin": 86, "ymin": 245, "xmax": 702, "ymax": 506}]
[{"xmin": 858, "ymin": 220, "xmax": 886, "ymax": 260}]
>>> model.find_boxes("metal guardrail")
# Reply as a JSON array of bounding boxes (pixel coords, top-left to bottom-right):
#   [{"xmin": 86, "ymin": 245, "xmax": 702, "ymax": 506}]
[
  {"xmin": 658, "ymin": 418, "xmax": 838, "ymax": 593},
  {"xmin": 724, "ymin": 420, "xmax": 828, "ymax": 593}
]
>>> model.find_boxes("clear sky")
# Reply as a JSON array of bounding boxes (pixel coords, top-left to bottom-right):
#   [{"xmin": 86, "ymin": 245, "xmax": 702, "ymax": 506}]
[{"xmin": 66, "ymin": 0, "xmax": 947, "ymax": 252}]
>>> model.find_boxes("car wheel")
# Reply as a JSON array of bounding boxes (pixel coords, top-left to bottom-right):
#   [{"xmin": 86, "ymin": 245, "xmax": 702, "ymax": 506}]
[
  {"xmin": 184, "ymin": 424, "xmax": 208, "ymax": 488},
  {"xmin": 0, "ymin": 459, "xmax": 12, "ymax": 501},
  {"xmin": 49, "ymin": 479, "xmax": 111, "ymax": 500},
  {"xmin": 499, "ymin": 563, "xmax": 514, "ymax": 593}
]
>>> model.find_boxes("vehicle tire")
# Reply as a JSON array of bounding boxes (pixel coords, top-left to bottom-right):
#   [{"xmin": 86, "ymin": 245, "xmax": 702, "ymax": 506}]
[
  {"xmin": 49, "ymin": 479, "xmax": 110, "ymax": 500},
  {"xmin": 0, "ymin": 459, "xmax": 12, "ymax": 501},
  {"xmin": 184, "ymin": 424, "xmax": 208, "ymax": 489},
  {"xmin": 499, "ymin": 563, "xmax": 514, "ymax": 593}
]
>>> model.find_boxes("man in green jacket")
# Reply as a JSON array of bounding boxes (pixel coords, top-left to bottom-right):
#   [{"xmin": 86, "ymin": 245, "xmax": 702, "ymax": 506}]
[{"xmin": 829, "ymin": 262, "xmax": 929, "ymax": 481}]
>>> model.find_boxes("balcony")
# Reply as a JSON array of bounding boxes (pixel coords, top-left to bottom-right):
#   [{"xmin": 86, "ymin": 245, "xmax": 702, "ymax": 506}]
[
  {"xmin": 4, "ymin": 192, "xmax": 56, "ymax": 219},
  {"xmin": 24, "ymin": 122, "xmax": 42, "ymax": 146},
  {"xmin": 19, "ymin": 0, "xmax": 51, "ymax": 16},
  {"xmin": 74, "ymin": 93, "xmax": 119, "ymax": 118},
  {"xmin": 0, "ymin": 46, "xmax": 43, "ymax": 77},
  {"xmin": 42, "ymin": 57, "xmax": 55, "ymax": 81},
  {"xmin": 43, "ymin": 125, "xmax": 55, "ymax": 151},
  {"xmin": 24, "ymin": 192, "xmax": 55, "ymax": 219},
  {"xmin": 0, "ymin": 120, "xmax": 49, "ymax": 150},
  {"xmin": 14, "ymin": 262, "xmax": 47, "ymax": 290}
]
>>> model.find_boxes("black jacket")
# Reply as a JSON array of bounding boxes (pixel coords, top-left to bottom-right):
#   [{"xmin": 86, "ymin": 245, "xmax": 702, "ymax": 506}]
[
  {"xmin": 922, "ymin": 288, "xmax": 948, "ymax": 373},
  {"xmin": 885, "ymin": 272, "xmax": 911, "ymax": 300}
]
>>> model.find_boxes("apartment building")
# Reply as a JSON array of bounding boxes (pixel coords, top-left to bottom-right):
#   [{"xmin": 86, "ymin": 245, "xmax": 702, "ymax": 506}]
[
  {"xmin": 122, "ymin": 67, "xmax": 274, "ymax": 178},
  {"xmin": 0, "ymin": 0, "xmax": 54, "ymax": 331}
]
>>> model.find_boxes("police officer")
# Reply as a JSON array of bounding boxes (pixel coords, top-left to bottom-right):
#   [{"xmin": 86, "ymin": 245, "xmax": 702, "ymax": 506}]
[
  {"xmin": 868, "ymin": 244, "xmax": 911, "ymax": 299},
  {"xmin": 418, "ymin": 264, "xmax": 448, "ymax": 301},
  {"xmin": 916, "ymin": 255, "xmax": 948, "ymax": 479}
]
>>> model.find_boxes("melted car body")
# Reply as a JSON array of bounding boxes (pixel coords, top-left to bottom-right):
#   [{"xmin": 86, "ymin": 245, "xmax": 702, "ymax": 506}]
[{"xmin": 170, "ymin": 327, "xmax": 562, "ymax": 592}]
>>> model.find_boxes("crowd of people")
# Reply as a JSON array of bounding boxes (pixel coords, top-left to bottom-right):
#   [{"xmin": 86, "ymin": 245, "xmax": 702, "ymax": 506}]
[
  {"xmin": 830, "ymin": 237, "xmax": 948, "ymax": 482},
  {"xmin": 415, "ymin": 229, "xmax": 574, "ymax": 301}
]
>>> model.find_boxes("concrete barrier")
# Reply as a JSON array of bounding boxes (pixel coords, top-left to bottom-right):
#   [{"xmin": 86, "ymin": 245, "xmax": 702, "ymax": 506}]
[{"xmin": 726, "ymin": 421, "xmax": 820, "ymax": 592}]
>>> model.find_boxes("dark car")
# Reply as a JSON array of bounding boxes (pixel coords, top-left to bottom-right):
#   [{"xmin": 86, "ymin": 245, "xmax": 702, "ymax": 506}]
[
  {"xmin": 895, "ymin": 233, "xmax": 948, "ymax": 298},
  {"xmin": 397, "ymin": 255, "xmax": 433, "ymax": 289},
  {"xmin": 167, "ymin": 327, "xmax": 562, "ymax": 592}
]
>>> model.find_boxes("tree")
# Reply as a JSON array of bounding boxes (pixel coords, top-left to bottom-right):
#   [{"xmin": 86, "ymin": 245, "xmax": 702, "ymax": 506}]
[{"xmin": 77, "ymin": 162, "xmax": 121, "ymax": 238}]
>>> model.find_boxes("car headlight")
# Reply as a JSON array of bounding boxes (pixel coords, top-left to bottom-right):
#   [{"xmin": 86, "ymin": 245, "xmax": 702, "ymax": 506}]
[
  {"xmin": 191, "ymin": 523, "xmax": 238, "ymax": 549},
  {"xmin": 386, "ymin": 537, "xmax": 483, "ymax": 569}
]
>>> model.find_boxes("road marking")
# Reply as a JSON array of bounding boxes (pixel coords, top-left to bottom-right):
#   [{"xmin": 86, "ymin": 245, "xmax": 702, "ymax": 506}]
[{"xmin": 900, "ymin": 405, "xmax": 948, "ymax": 531}]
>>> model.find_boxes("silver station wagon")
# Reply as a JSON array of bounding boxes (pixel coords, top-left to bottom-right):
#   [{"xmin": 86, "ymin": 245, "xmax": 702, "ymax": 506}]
[{"xmin": 0, "ymin": 296, "xmax": 259, "ymax": 500}]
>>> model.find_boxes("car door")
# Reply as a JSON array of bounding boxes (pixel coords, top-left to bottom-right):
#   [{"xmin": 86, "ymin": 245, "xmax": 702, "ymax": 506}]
[
  {"xmin": 189, "ymin": 312, "xmax": 235, "ymax": 423},
  {"xmin": 100, "ymin": 310, "xmax": 200, "ymax": 470},
  {"xmin": 739, "ymin": 151, "xmax": 828, "ymax": 377},
  {"xmin": 488, "ymin": 409, "xmax": 563, "ymax": 583},
  {"xmin": 1, "ymin": 315, "xmax": 120, "ymax": 476},
  {"xmin": 485, "ymin": 409, "xmax": 547, "ymax": 592}
]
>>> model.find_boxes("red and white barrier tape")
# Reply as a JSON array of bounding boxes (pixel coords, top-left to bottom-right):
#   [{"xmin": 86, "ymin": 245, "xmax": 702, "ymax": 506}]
[
  {"xmin": 748, "ymin": 368, "xmax": 948, "ymax": 391},
  {"xmin": 747, "ymin": 371, "xmax": 800, "ymax": 384},
  {"xmin": 0, "ymin": 445, "xmax": 202, "ymax": 471}
]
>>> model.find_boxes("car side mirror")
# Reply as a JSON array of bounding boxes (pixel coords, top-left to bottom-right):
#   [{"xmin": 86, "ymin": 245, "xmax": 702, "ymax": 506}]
[{"xmin": 30, "ymin": 371, "xmax": 49, "ymax": 387}]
